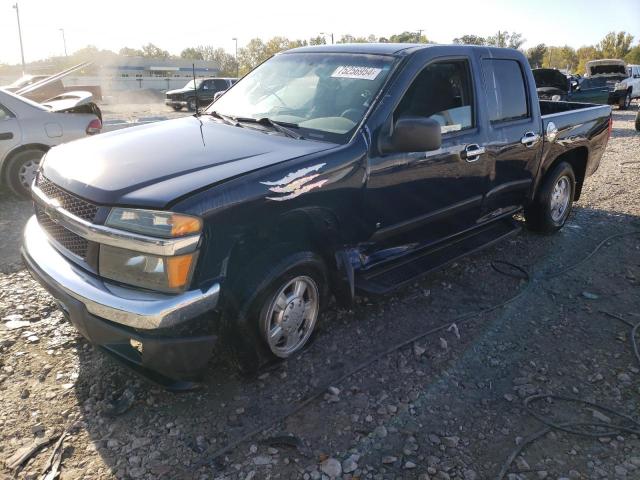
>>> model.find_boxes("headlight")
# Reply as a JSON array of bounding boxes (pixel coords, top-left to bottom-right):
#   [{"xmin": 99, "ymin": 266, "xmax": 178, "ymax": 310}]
[
  {"xmin": 99, "ymin": 245, "xmax": 197, "ymax": 293},
  {"xmin": 614, "ymin": 82, "xmax": 627, "ymax": 91},
  {"xmin": 106, "ymin": 208, "xmax": 202, "ymax": 238}
]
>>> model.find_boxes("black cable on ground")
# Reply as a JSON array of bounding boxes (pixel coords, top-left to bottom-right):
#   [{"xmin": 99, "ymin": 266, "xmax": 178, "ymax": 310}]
[
  {"xmin": 201, "ymin": 229, "xmax": 640, "ymax": 469},
  {"xmin": 496, "ymin": 231, "xmax": 640, "ymax": 479}
]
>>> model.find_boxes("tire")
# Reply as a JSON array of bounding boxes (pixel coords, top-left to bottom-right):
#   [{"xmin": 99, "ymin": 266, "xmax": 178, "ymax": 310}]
[
  {"xmin": 635, "ymin": 110, "xmax": 640, "ymax": 132},
  {"xmin": 187, "ymin": 98, "xmax": 197, "ymax": 111},
  {"xmin": 525, "ymin": 161, "xmax": 576, "ymax": 234},
  {"xmin": 619, "ymin": 90, "xmax": 631, "ymax": 110},
  {"xmin": 223, "ymin": 250, "xmax": 328, "ymax": 373},
  {"xmin": 6, "ymin": 149, "xmax": 46, "ymax": 199},
  {"xmin": 172, "ymin": 105, "xmax": 182, "ymax": 111}
]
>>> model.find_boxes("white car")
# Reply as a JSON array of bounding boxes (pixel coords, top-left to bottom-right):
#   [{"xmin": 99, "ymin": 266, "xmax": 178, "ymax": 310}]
[{"xmin": 0, "ymin": 88, "xmax": 102, "ymax": 198}]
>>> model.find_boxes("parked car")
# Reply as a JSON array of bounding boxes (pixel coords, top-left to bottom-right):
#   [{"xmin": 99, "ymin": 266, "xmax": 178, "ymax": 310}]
[
  {"xmin": 22, "ymin": 44, "xmax": 612, "ymax": 386},
  {"xmin": 533, "ymin": 68, "xmax": 609, "ymax": 104},
  {"xmin": 0, "ymin": 88, "xmax": 102, "ymax": 198},
  {"xmin": 584, "ymin": 59, "xmax": 638, "ymax": 109},
  {"xmin": 165, "ymin": 78, "xmax": 238, "ymax": 111}
]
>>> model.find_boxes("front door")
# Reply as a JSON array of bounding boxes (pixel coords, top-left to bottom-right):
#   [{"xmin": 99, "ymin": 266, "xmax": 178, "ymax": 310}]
[{"xmin": 366, "ymin": 57, "xmax": 490, "ymax": 248}]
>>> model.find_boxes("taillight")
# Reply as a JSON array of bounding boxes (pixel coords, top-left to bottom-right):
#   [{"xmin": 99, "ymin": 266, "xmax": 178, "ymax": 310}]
[
  {"xmin": 607, "ymin": 116, "xmax": 612, "ymax": 140},
  {"xmin": 86, "ymin": 118, "xmax": 102, "ymax": 135}
]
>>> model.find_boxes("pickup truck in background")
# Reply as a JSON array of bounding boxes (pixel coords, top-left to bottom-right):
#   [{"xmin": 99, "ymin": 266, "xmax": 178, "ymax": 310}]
[
  {"xmin": 22, "ymin": 44, "xmax": 612, "ymax": 386},
  {"xmin": 165, "ymin": 77, "xmax": 238, "ymax": 111},
  {"xmin": 584, "ymin": 59, "xmax": 638, "ymax": 109}
]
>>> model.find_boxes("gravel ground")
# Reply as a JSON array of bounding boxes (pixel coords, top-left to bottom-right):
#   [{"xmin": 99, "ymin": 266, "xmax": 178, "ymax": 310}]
[{"xmin": 0, "ymin": 106, "xmax": 639, "ymax": 480}]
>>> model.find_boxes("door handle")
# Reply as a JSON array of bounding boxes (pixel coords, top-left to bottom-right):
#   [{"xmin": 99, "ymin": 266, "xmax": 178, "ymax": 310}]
[
  {"xmin": 521, "ymin": 131, "xmax": 540, "ymax": 147},
  {"xmin": 461, "ymin": 144, "xmax": 486, "ymax": 162},
  {"xmin": 0, "ymin": 132, "xmax": 13, "ymax": 141}
]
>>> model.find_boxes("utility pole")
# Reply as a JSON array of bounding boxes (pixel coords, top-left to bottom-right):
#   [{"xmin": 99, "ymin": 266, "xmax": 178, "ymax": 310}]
[
  {"xmin": 320, "ymin": 32, "xmax": 334, "ymax": 44},
  {"xmin": 232, "ymin": 37, "xmax": 238, "ymax": 78},
  {"xmin": 12, "ymin": 2, "xmax": 26, "ymax": 74},
  {"xmin": 59, "ymin": 28, "xmax": 67, "ymax": 56}
]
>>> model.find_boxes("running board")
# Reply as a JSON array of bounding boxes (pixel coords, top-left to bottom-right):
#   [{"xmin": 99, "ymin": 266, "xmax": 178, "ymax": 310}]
[{"xmin": 355, "ymin": 219, "xmax": 521, "ymax": 295}]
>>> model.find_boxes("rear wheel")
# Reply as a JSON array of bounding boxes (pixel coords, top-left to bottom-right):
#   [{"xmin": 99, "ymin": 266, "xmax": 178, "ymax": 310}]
[
  {"xmin": 525, "ymin": 161, "xmax": 576, "ymax": 233},
  {"xmin": 172, "ymin": 105, "xmax": 183, "ymax": 111},
  {"xmin": 635, "ymin": 109, "xmax": 640, "ymax": 131},
  {"xmin": 6, "ymin": 149, "xmax": 46, "ymax": 199},
  {"xmin": 224, "ymin": 250, "xmax": 328, "ymax": 373}
]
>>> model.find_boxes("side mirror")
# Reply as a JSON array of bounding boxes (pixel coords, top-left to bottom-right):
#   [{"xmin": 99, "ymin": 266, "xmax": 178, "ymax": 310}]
[
  {"xmin": 634, "ymin": 74, "xmax": 640, "ymax": 79},
  {"xmin": 213, "ymin": 90, "xmax": 226, "ymax": 101},
  {"xmin": 383, "ymin": 116, "xmax": 442, "ymax": 153}
]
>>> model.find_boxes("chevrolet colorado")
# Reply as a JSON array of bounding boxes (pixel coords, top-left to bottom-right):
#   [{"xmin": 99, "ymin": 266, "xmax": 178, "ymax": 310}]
[{"xmin": 22, "ymin": 44, "xmax": 612, "ymax": 386}]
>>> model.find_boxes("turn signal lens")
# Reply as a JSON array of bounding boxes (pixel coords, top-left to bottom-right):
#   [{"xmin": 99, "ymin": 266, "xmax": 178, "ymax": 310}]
[
  {"xmin": 166, "ymin": 254, "xmax": 195, "ymax": 289},
  {"xmin": 170, "ymin": 214, "xmax": 202, "ymax": 237}
]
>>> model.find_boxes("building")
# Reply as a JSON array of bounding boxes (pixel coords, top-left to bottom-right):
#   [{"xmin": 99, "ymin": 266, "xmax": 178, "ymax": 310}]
[{"xmin": 99, "ymin": 57, "xmax": 220, "ymax": 92}]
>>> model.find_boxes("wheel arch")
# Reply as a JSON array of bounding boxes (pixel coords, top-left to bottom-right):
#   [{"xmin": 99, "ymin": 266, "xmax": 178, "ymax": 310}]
[
  {"xmin": 224, "ymin": 206, "xmax": 348, "ymax": 303},
  {"xmin": 541, "ymin": 146, "xmax": 589, "ymax": 201},
  {"xmin": 1, "ymin": 143, "xmax": 50, "ymax": 185}
]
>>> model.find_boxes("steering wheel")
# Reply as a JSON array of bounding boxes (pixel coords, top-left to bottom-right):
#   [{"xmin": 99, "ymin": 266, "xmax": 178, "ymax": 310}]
[{"xmin": 340, "ymin": 108, "xmax": 362, "ymax": 122}]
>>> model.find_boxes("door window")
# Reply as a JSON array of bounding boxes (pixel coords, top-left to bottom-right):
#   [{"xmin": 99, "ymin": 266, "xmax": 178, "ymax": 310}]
[
  {"xmin": 0, "ymin": 104, "xmax": 13, "ymax": 120},
  {"xmin": 395, "ymin": 59, "xmax": 474, "ymax": 134},
  {"xmin": 482, "ymin": 59, "xmax": 529, "ymax": 122},
  {"xmin": 213, "ymin": 79, "xmax": 229, "ymax": 91}
]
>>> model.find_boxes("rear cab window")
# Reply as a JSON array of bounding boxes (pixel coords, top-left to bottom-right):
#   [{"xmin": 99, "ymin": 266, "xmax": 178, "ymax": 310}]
[{"xmin": 481, "ymin": 59, "xmax": 529, "ymax": 123}]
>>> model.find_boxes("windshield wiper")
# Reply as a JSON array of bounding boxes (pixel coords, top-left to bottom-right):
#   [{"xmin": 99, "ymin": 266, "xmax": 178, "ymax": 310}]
[
  {"xmin": 236, "ymin": 117, "xmax": 304, "ymax": 140},
  {"xmin": 208, "ymin": 110, "xmax": 241, "ymax": 127}
]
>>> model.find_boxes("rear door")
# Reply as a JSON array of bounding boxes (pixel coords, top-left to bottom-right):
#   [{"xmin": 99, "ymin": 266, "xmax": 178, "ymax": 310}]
[
  {"xmin": 366, "ymin": 54, "xmax": 490, "ymax": 247},
  {"xmin": 480, "ymin": 57, "xmax": 543, "ymax": 217},
  {"xmin": 0, "ymin": 103, "xmax": 21, "ymax": 164}
]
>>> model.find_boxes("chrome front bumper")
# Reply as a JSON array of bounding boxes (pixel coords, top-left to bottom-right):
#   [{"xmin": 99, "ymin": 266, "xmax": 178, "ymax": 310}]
[{"xmin": 22, "ymin": 216, "xmax": 220, "ymax": 330}]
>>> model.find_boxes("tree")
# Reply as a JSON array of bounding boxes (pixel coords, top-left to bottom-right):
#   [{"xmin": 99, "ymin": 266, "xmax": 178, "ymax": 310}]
[
  {"xmin": 542, "ymin": 46, "xmax": 578, "ymax": 71},
  {"xmin": 237, "ymin": 37, "xmax": 306, "ymax": 76},
  {"xmin": 576, "ymin": 45, "xmax": 601, "ymax": 75},
  {"xmin": 453, "ymin": 35, "xmax": 486, "ymax": 45},
  {"xmin": 309, "ymin": 36, "xmax": 326, "ymax": 46},
  {"xmin": 526, "ymin": 44, "xmax": 547, "ymax": 68},
  {"xmin": 388, "ymin": 31, "xmax": 430, "ymax": 43},
  {"xmin": 180, "ymin": 47, "xmax": 204, "ymax": 60},
  {"xmin": 337, "ymin": 34, "xmax": 370, "ymax": 43},
  {"xmin": 486, "ymin": 31, "xmax": 525, "ymax": 50},
  {"xmin": 119, "ymin": 46, "xmax": 143, "ymax": 57},
  {"xmin": 141, "ymin": 43, "xmax": 171, "ymax": 59},
  {"xmin": 598, "ymin": 31, "xmax": 634, "ymax": 59},
  {"xmin": 625, "ymin": 45, "xmax": 640, "ymax": 65}
]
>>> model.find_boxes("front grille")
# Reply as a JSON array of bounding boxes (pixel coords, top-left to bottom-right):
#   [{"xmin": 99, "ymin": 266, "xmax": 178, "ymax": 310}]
[
  {"xmin": 36, "ymin": 175, "xmax": 98, "ymax": 222},
  {"xmin": 35, "ymin": 206, "xmax": 88, "ymax": 258},
  {"xmin": 34, "ymin": 175, "xmax": 98, "ymax": 259}
]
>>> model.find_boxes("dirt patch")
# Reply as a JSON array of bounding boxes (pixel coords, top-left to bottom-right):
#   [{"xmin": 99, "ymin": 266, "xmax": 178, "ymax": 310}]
[{"xmin": 0, "ymin": 106, "xmax": 639, "ymax": 480}]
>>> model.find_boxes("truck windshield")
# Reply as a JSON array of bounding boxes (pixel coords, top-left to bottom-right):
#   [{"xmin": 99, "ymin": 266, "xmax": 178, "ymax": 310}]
[
  {"xmin": 183, "ymin": 79, "xmax": 203, "ymax": 89},
  {"xmin": 207, "ymin": 52, "xmax": 396, "ymax": 143}
]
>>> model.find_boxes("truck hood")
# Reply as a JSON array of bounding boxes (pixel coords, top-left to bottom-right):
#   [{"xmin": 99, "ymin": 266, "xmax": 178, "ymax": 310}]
[
  {"xmin": 533, "ymin": 69, "xmax": 569, "ymax": 93},
  {"xmin": 41, "ymin": 115, "xmax": 336, "ymax": 208},
  {"xmin": 166, "ymin": 87, "xmax": 194, "ymax": 95}
]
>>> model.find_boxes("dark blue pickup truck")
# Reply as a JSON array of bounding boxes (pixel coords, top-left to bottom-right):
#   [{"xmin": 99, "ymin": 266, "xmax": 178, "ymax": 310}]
[{"xmin": 22, "ymin": 44, "xmax": 612, "ymax": 386}]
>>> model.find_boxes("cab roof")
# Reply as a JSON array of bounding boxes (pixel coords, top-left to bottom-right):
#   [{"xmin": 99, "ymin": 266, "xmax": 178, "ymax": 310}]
[{"xmin": 284, "ymin": 43, "xmax": 522, "ymax": 58}]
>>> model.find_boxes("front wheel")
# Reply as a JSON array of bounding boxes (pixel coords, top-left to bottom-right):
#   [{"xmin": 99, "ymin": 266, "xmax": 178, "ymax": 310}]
[
  {"xmin": 187, "ymin": 98, "xmax": 197, "ymax": 111},
  {"xmin": 172, "ymin": 105, "xmax": 183, "ymax": 111},
  {"xmin": 525, "ymin": 161, "xmax": 576, "ymax": 233},
  {"xmin": 619, "ymin": 91, "xmax": 631, "ymax": 110},
  {"xmin": 225, "ymin": 251, "xmax": 328, "ymax": 373}
]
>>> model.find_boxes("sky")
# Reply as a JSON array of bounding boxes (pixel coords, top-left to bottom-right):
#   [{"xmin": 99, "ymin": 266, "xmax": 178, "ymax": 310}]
[{"xmin": 1, "ymin": 0, "xmax": 639, "ymax": 65}]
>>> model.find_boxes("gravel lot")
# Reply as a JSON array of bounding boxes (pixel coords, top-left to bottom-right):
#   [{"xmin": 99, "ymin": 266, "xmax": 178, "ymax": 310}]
[{"xmin": 0, "ymin": 106, "xmax": 639, "ymax": 480}]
